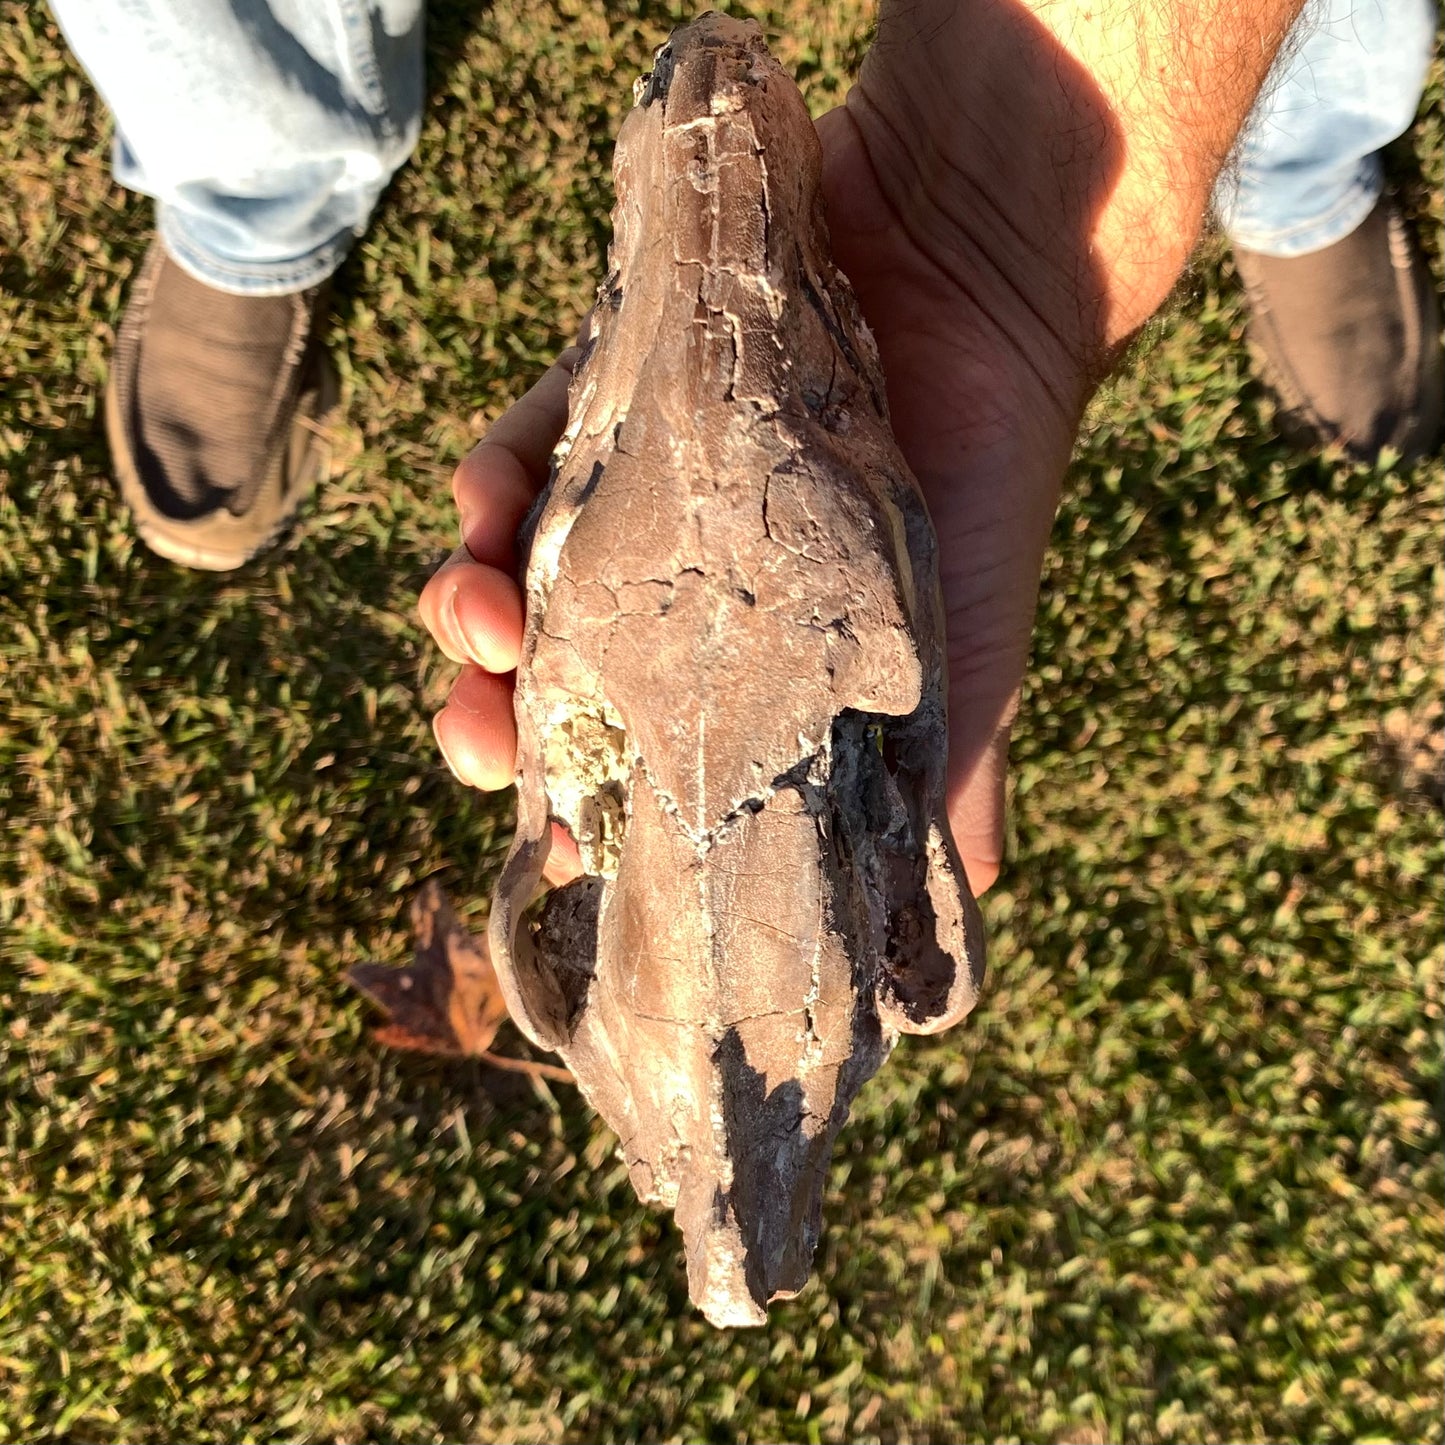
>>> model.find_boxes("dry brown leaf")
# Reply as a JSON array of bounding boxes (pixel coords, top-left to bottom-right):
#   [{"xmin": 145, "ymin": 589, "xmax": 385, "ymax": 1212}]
[{"xmin": 349, "ymin": 880, "xmax": 571, "ymax": 1082}]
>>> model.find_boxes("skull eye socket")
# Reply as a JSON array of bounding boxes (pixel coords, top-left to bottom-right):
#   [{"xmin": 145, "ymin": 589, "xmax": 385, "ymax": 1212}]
[{"xmin": 520, "ymin": 874, "xmax": 604, "ymax": 1033}]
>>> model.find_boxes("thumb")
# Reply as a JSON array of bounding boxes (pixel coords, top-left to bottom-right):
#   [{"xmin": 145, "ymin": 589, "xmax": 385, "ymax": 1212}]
[
  {"xmin": 932, "ymin": 532, "xmax": 1042, "ymax": 899},
  {"xmin": 946, "ymin": 711, "xmax": 1016, "ymax": 896}
]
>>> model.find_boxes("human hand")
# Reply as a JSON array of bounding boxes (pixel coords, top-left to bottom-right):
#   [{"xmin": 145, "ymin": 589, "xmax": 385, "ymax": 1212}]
[
  {"xmin": 421, "ymin": 0, "xmax": 1293, "ymax": 895},
  {"xmin": 803, "ymin": 102, "xmax": 1095, "ymax": 893},
  {"xmin": 795, "ymin": 0, "xmax": 1298, "ymax": 887},
  {"xmin": 418, "ymin": 134, "xmax": 1084, "ymax": 898},
  {"xmin": 417, "ymin": 347, "xmax": 585, "ymax": 886},
  {"xmin": 420, "ymin": 192, "xmax": 1065, "ymax": 900}
]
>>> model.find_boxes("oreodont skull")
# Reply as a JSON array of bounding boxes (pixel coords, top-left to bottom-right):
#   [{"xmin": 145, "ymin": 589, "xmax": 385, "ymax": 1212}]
[{"xmin": 489, "ymin": 12, "xmax": 985, "ymax": 1327}]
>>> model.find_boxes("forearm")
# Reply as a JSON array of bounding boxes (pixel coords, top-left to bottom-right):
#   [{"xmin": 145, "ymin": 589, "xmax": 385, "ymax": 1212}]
[{"xmin": 850, "ymin": 0, "xmax": 1308, "ymax": 386}]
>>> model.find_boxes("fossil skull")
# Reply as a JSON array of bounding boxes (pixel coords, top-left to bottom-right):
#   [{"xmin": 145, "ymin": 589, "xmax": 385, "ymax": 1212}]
[{"xmin": 488, "ymin": 11, "xmax": 985, "ymax": 1327}]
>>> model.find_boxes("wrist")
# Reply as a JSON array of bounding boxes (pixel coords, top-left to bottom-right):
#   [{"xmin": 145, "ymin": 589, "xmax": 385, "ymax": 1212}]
[{"xmin": 850, "ymin": 0, "xmax": 1306, "ymax": 374}]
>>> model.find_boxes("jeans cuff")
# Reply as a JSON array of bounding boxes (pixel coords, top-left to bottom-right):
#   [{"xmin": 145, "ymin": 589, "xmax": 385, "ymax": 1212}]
[
  {"xmin": 159, "ymin": 208, "xmax": 355, "ymax": 296},
  {"xmin": 1223, "ymin": 166, "xmax": 1384, "ymax": 260}
]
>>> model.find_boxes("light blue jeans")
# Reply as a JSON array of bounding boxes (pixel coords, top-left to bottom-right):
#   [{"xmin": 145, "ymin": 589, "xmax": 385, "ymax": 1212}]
[
  {"xmin": 50, "ymin": 0, "xmax": 425, "ymax": 294},
  {"xmin": 1217, "ymin": 0, "xmax": 1436, "ymax": 256},
  {"xmin": 51, "ymin": 0, "xmax": 1434, "ymax": 293}
]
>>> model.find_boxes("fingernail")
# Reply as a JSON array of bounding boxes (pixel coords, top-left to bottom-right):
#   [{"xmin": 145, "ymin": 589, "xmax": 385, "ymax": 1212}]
[
  {"xmin": 441, "ymin": 585, "xmax": 471, "ymax": 665},
  {"xmin": 432, "ymin": 711, "xmax": 474, "ymax": 785}
]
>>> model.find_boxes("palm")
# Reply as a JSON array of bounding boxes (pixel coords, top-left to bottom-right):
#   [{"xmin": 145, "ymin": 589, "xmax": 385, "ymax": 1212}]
[{"xmin": 814, "ymin": 107, "xmax": 1081, "ymax": 889}]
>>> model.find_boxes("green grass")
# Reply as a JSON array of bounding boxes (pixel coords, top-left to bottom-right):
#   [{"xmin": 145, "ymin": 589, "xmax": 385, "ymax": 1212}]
[{"xmin": 2, "ymin": 2, "xmax": 1441, "ymax": 1441}]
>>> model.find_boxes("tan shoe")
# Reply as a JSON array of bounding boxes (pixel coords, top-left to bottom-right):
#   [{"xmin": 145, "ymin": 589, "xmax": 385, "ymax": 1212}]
[
  {"xmin": 1233, "ymin": 197, "xmax": 1443, "ymax": 463},
  {"xmin": 106, "ymin": 240, "xmax": 339, "ymax": 571}
]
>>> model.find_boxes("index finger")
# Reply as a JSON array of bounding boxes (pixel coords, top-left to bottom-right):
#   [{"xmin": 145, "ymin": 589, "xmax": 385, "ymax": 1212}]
[{"xmin": 453, "ymin": 346, "xmax": 582, "ymax": 570}]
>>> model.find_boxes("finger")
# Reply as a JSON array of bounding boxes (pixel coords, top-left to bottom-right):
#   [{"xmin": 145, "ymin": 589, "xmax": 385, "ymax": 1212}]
[
  {"xmin": 542, "ymin": 822, "xmax": 583, "ymax": 888},
  {"xmin": 418, "ymin": 548, "xmax": 524, "ymax": 672},
  {"xmin": 432, "ymin": 666, "xmax": 517, "ymax": 791},
  {"xmin": 946, "ymin": 719, "xmax": 1011, "ymax": 896},
  {"xmin": 940, "ymin": 622, "xmax": 1028, "ymax": 898},
  {"xmin": 453, "ymin": 347, "xmax": 582, "ymax": 568}
]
